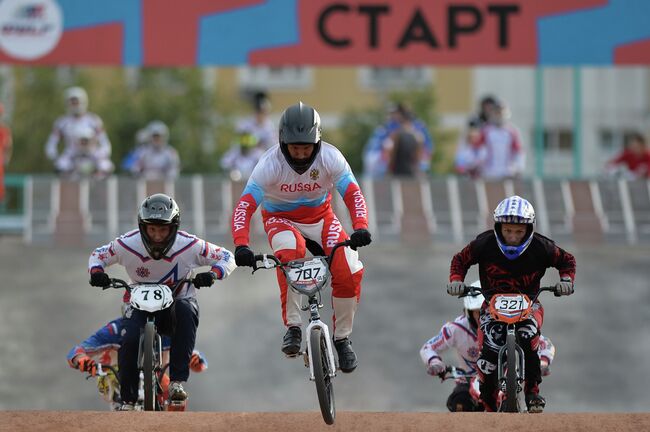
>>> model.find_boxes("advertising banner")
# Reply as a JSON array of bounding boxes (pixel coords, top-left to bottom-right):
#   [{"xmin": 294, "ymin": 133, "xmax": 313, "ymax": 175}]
[{"xmin": 0, "ymin": 0, "xmax": 648, "ymax": 66}]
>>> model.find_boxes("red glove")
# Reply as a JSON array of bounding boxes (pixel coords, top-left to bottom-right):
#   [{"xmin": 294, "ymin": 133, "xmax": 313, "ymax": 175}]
[
  {"xmin": 76, "ymin": 355, "xmax": 97, "ymax": 376},
  {"xmin": 189, "ymin": 351, "xmax": 207, "ymax": 373}
]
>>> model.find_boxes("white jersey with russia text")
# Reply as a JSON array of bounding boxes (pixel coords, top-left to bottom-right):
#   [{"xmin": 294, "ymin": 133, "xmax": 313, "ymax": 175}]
[
  {"xmin": 89, "ymin": 230, "xmax": 236, "ymax": 301},
  {"xmin": 419, "ymin": 315, "xmax": 556, "ymax": 375},
  {"xmin": 232, "ymin": 142, "xmax": 368, "ymax": 246}
]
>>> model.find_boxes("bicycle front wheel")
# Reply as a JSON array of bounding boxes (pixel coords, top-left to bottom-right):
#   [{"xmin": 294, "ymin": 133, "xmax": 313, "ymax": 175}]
[
  {"xmin": 142, "ymin": 321, "xmax": 157, "ymax": 411},
  {"xmin": 503, "ymin": 332, "xmax": 519, "ymax": 412},
  {"xmin": 309, "ymin": 327, "xmax": 335, "ymax": 425}
]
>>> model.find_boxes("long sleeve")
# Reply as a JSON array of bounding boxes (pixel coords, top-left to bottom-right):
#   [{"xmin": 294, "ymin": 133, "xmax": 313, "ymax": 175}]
[
  {"xmin": 88, "ymin": 241, "xmax": 120, "ymax": 273},
  {"xmin": 196, "ymin": 240, "xmax": 237, "ymax": 280},
  {"xmin": 420, "ymin": 323, "xmax": 454, "ymax": 366},
  {"xmin": 231, "ymin": 178, "xmax": 262, "ymax": 246}
]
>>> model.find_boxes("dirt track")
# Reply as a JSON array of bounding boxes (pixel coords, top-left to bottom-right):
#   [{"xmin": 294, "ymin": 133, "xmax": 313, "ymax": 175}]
[{"xmin": 2, "ymin": 412, "xmax": 650, "ymax": 432}]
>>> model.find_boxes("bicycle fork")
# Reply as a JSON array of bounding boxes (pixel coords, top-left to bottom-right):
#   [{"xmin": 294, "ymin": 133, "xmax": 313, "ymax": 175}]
[
  {"xmin": 303, "ymin": 298, "xmax": 337, "ymax": 381},
  {"xmin": 497, "ymin": 325, "xmax": 526, "ymax": 400}
]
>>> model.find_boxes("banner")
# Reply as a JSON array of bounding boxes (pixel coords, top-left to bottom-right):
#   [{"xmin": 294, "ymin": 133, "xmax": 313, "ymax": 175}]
[{"xmin": 0, "ymin": 0, "xmax": 648, "ymax": 66}]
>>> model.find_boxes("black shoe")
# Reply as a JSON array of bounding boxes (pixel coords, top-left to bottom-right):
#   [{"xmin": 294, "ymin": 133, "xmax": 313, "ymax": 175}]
[
  {"xmin": 281, "ymin": 326, "xmax": 302, "ymax": 355},
  {"xmin": 334, "ymin": 338, "xmax": 358, "ymax": 373},
  {"xmin": 525, "ymin": 393, "xmax": 546, "ymax": 413}
]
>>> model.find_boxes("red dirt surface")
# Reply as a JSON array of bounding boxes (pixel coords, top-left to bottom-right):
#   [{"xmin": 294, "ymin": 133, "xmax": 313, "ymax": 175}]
[{"xmin": 1, "ymin": 412, "xmax": 649, "ymax": 432}]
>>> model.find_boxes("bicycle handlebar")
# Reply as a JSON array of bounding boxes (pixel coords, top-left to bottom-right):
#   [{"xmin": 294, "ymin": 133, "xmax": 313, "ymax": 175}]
[
  {"xmin": 251, "ymin": 240, "xmax": 352, "ymax": 273},
  {"xmin": 104, "ymin": 277, "xmax": 195, "ymax": 292}
]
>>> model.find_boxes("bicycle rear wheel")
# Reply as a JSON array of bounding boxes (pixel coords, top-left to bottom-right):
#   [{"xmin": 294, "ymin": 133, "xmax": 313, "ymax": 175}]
[
  {"xmin": 503, "ymin": 332, "xmax": 519, "ymax": 412},
  {"xmin": 142, "ymin": 321, "xmax": 157, "ymax": 411},
  {"xmin": 309, "ymin": 327, "xmax": 335, "ymax": 425}
]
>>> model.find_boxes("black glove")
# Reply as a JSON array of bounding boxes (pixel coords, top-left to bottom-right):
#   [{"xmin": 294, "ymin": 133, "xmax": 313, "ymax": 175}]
[
  {"xmin": 349, "ymin": 229, "xmax": 372, "ymax": 250},
  {"xmin": 235, "ymin": 245, "xmax": 255, "ymax": 267},
  {"xmin": 193, "ymin": 271, "xmax": 217, "ymax": 288},
  {"xmin": 89, "ymin": 271, "xmax": 110, "ymax": 288}
]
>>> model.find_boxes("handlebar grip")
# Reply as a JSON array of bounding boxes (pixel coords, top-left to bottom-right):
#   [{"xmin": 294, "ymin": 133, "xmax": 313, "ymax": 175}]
[{"xmin": 254, "ymin": 254, "xmax": 265, "ymax": 261}]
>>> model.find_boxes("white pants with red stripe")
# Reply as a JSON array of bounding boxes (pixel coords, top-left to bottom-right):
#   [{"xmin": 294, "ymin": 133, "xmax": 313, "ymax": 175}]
[{"xmin": 264, "ymin": 212, "xmax": 364, "ymax": 340}]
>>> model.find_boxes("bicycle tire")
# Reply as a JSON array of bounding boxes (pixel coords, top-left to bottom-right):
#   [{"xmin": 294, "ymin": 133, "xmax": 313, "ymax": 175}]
[
  {"xmin": 503, "ymin": 332, "xmax": 519, "ymax": 412},
  {"xmin": 142, "ymin": 321, "xmax": 156, "ymax": 411},
  {"xmin": 309, "ymin": 327, "xmax": 335, "ymax": 425}
]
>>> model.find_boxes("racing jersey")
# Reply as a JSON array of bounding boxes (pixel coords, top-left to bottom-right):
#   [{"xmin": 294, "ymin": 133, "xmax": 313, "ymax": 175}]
[
  {"xmin": 450, "ymin": 231, "xmax": 576, "ymax": 301},
  {"xmin": 232, "ymin": 142, "xmax": 369, "ymax": 246},
  {"xmin": 89, "ymin": 230, "xmax": 236, "ymax": 301},
  {"xmin": 45, "ymin": 113, "xmax": 111, "ymax": 160},
  {"xmin": 420, "ymin": 314, "xmax": 556, "ymax": 375}
]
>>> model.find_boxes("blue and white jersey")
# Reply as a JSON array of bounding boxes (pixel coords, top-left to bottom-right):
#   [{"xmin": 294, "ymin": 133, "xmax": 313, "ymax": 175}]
[{"xmin": 89, "ymin": 230, "xmax": 236, "ymax": 300}]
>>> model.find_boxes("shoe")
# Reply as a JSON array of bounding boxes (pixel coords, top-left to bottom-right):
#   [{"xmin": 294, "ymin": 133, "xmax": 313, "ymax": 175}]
[
  {"xmin": 334, "ymin": 338, "xmax": 358, "ymax": 373},
  {"xmin": 526, "ymin": 393, "xmax": 546, "ymax": 413},
  {"xmin": 281, "ymin": 326, "xmax": 302, "ymax": 355},
  {"xmin": 117, "ymin": 402, "xmax": 135, "ymax": 411},
  {"xmin": 169, "ymin": 381, "xmax": 188, "ymax": 402}
]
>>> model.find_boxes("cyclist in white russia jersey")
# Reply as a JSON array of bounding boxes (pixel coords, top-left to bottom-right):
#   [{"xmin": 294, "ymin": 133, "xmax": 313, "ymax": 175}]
[{"xmin": 231, "ymin": 102, "xmax": 372, "ymax": 373}]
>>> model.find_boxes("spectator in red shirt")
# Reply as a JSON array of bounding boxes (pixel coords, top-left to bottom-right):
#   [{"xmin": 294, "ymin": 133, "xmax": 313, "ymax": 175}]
[{"xmin": 606, "ymin": 132, "xmax": 650, "ymax": 179}]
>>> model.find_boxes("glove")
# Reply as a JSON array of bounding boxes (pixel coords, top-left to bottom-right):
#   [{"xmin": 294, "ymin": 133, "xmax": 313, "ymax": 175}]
[
  {"xmin": 189, "ymin": 351, "xmax": 208, "ymax": 373},
  {"xmin": 427, "ymin": 358, "xmax": 446, "ymax": 376},
  {"xmin": 193, "ymin": 271, "xmax": 216, "ymax": 288},
  {"xmin": 555, "ymin": 278, "xmax": 574, "ymax": 296},
  {"xmin": 89, "ymin": 271, "xmax": 110, "ymax": 288},
  {"xmin": 76, "ymin": 355, "xmax": 97, "ymax": 377},
  {"xmin": 349, "ymin": 229, "xmax": 372, "ymax": 250},
  {"xmin": 235, "ymin": 245, "xmax": 255, "ymax": 267},
  {"xmin": 447, "ymin": 280, "xmax": 465, "ymax": 296}
]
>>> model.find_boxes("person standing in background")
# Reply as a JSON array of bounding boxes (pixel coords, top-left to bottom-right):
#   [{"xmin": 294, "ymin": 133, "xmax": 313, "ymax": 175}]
[
  {"xmin": 476, "ymin": 99, "xmax": 525, "ymax": 180},
  {"xmin": 131, "ymin": 120, "xmax": 180, "ymax": 181},
  {"xmin": 45, "ymin": 87, "xmax": 112, "ymax": 175},
  {"xmin": 237, "ymin": 91, "xmax": 277, "ymax": 151}
]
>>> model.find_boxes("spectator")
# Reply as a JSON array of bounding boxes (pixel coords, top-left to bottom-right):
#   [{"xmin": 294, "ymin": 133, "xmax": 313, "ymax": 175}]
[
  {"xmin": 386, "ymin": 107, "xmax": 425, "ymax": 177},
  {"xmin": 476, "ymin": 98, "xmax": 525, "ymax": 179},
  {"xmin": 363, "ymin": 102, "xmax": 433, "ymax": 178},
  {"xmin": 0, "ymin": 103, "xmax": 12, "ymax": 204},
  {"xmin": 58, "ymin": 124, "xmax": 114, "ymax": 179},
  {"xmin": 454, "ymin": 117, "xmax": 485, "ymax": 178},
  {"xmin": 237, "ymin": 91, "xmax": 277, "ymax": 150},
  {"xmin": 130, "ymin": 120, "xmax": 180, "ymax": 180},
  {"xmin": 605, "ymin": 132, "xmax": 650, "ymax": 179},
  {"xmin": 45, "ymin": 86, "xmax": 112, "ymax": 174},
  {"xmin": 220, "ymin": 128, "xmax": 265, "ymax": 181}
]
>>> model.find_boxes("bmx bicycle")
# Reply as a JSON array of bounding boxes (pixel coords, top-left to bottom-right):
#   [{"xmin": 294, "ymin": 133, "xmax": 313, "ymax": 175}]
[
  {"xmin": 251, "ymin": 240, "xmax": 352, "ymax": 425},
  {"xmin": 461, "ymin": 284, "xmax": 559, "ymax": 413},
  {"xmin": 104, "ymin": 278, "xmax": 192, "ymax": 411}
]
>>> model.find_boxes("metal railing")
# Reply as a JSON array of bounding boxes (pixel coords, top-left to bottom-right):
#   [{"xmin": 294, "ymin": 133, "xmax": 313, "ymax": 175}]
[{"xmin": 5, "ymin": 174, "xmax": 650, "ymax": 245}]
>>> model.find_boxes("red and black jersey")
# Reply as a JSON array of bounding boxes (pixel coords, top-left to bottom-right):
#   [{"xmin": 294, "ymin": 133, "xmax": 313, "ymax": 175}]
[{"xmin": 450, "ymin": 231, "xmax": 576, "ymax": 301}]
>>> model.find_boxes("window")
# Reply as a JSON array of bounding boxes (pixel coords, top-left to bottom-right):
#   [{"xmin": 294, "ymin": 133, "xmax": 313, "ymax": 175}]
[
  {"xmin": 599, "ymin": 128, "xmax": 640, "ymax": 155},
  {"xmin": 238, "ymin": 66, "xmax": 312, "ymax": 89},
  {"xmin": 358, "ymin": 67, "xmax": 432, "ymax": 90},
  {"xmin": 543, "ymin": 128, "xmax": 573, "ymax": 152}
]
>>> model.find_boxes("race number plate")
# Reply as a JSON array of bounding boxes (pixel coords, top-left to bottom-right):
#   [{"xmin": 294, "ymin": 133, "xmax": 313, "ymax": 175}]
[
  {"xmin": 489, "ymin": 294, "xmax": 532, "ymax": 323},
  {"xmin": 286, "ymin": 258, "xmax": 328, "ymax": 290},
  {"xmin": 129, "ymin": 284, "xmax": 174, "ymax": 313}
]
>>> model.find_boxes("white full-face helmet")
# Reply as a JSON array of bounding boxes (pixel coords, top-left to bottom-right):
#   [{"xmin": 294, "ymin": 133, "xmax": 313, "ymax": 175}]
[
  {"xmin": 65, "ymin": 86, "xmax": 88, "ymax": 116},
  {"xmin": 493, "ymin": 195, "xmax": 536, "ymax": 260}
]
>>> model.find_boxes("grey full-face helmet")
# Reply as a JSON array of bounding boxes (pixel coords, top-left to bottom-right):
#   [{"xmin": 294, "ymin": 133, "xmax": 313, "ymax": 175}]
[
  {"xmin": 137, "ymin": 193, "xmax": 180, "ymax": 260},
  {"xmin": 278, "ymin": 102, "xmax": 322, "ymax": 174}
]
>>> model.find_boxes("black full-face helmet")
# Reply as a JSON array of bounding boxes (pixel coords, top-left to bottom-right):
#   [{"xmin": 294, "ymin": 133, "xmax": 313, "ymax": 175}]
[
  {"xmin": 279, "ymin": 102, "xmax": 322, "ymax": 174},
  {"xmin": 137, "ymin": 193, "xmax": 180, "ymax": 260}
]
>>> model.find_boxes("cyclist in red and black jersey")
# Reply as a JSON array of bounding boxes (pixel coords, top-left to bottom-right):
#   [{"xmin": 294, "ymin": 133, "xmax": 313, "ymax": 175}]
[{"xmin": 446, "ymin": 195, "xmax": 575, "ymax": 413}]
